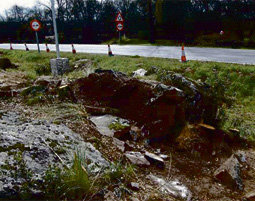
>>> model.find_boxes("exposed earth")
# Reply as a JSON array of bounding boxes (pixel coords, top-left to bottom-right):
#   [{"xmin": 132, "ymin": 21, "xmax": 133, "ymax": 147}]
[{"xmin": 0, "ymin": 57, "xmax": 255, "ymax": 201}]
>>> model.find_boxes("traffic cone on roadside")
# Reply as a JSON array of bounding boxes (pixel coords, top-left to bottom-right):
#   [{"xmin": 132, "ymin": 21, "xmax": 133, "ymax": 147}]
[
  {"xmin": 25, "ymin": 43, "xmax": 29, "ymax": 51},
  {"xmin": 72, "ymin": 44, "xmax": 76, "ymax": 54},
  {"xmin": 46, "ymin": 43, "xmax": 50, "ymax": 53},
  {"xmin": 10, "ymin": 43, "xmax": 13, "ymax": 50},
  {"xmin": 181, "ymin": 45, "xmax": 186, "ymax": 63},
  {"xmin": 108, "ymin": 44, "xmax": 113, "ymax": 56}
]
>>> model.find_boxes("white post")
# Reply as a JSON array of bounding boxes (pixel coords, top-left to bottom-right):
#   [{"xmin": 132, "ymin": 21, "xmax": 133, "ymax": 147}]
[{"xmin": 50, "ymin": 0, "xmax": 60, "ymax": 58}]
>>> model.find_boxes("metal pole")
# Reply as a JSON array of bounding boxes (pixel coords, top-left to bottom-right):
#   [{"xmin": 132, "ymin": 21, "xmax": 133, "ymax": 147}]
[
  {"xmin": 51, "ymin": 0, "xmax": 60, "ymax": 58},
  {"xmin": 35, "ymin": 31, "xmax": 40, "ymax": 53},
  {"xmin": 119, "ymin": 31, "xmax": 121, "ymax": 44}
]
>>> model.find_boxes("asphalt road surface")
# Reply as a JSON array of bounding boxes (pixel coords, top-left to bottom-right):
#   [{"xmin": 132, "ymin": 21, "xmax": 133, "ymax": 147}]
[{"xmin": 1, "ymin": 43, "xmax": 255, "ymax": 65}]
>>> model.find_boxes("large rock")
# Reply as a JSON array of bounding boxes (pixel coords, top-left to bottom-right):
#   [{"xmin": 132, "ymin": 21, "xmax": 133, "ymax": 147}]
[
  {"xmin": 70, "ymin": 70, "xmax": 219, "ymax": 140},
  {"xmin": 160, "ymin": 72, "xmax": 221, "ymax": 125},
  {"xmin": 214, "ymin": 154, "xmax": 243, "ymax": 190},
  {"xmin": 70, "ymin": 71, "xmax": 186, "ymax": 139},
  {"xmin": 0, "ymin": 111, "xmax": 109, "ymax": 199}
]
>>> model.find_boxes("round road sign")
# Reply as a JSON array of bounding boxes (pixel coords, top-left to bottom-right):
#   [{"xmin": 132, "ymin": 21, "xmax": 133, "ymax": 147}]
[
  {"xmin": 30, "ymin": 19, "xmax": 41, "ymax": 32},
  {"xmin": 116, "ymin": 23, "xmax": 124, "ymax": 31}
]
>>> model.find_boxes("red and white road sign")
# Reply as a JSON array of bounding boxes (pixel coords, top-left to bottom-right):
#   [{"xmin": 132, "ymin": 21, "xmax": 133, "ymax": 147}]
[
  {"xmin": 115, "ymin": 12, "xmax": 124, "ymax": 22},
  {"xmin": 116, "ymin": 23, "xmax": 124, "ymax": 31},
  {"xmin": 30, "ymin": 19, "xmax": 41, "ymax": 32}
]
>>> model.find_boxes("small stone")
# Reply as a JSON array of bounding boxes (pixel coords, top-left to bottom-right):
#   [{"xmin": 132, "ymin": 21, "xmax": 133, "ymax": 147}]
[
  {"xmin": 145, "ymin": 151, "xmax": 165, "ymax": 168},
  {"xmin": 124, "ymin": 151, "xmax": 150, "ymax": 166},
  {"xmin": 146, "ymin": 174, "xmax": 192, "ymax": 200},
  {"xmin": 113, "ymin": 138, "xmax": 125, "ymax": 152},
  {"xmin": 159, "ymin": 154, "xmax": 169, "ymax": 160},
  {"xmin": 214, "ymin": 154, "xmax": 243, "ymax": 190},
  {"xmin": 132, "ymin": 69, "xmax": 147, "ymax": 77},
  {"xmin": 130, "ymin": 182, "xmax": 140, "ymax": 191}
]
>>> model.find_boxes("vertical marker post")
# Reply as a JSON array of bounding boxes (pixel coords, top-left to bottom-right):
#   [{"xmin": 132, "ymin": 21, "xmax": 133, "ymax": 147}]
[
  {"xmin": 51, "ymin": 0, "xmax": 60, "ymax": 58},
  {"xmin": 119, "ymin": 31, "xmax": 121, "ymax": 44},
  {"xmin": 35, "ymin": 31, "xmax": 40, "ymax": 53}
]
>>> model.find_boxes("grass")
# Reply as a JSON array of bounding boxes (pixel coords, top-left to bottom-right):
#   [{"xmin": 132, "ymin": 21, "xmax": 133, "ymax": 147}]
[
  {"xmin": 42, "ymin": 152, "xmax": 135, "ymax": 200},
  {"xmin": 1, "ymin": 49, "xmax": 255, "ymax": 140}
]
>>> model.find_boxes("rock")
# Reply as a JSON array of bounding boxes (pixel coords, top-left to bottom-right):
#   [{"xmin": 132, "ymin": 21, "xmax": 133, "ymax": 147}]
[
  {"xmin": 160, "ymin": 72, "xmax": 220, "ymax": 125},
  {"xmin": 124, "ymin": 151, "xmax": 150, "ymax": 166},
  {"xmin": 146, "ymin": 174, "xmax": 192, "ymax": 200},
  {"xmin": 104, "ymin": 191, "xmax": 118, "ymax": 201},
  {"xmin": 0, "ymin": 111, "xmax": 109, "ymax": 199},
  {"xmin": 113, "ymin": 138, "xmax": 125, "ymax": 152},
  {"xmin": 214, "ymin": 154, "xmax": 243, "ymax": 190},
  {"xmin": 73, "ymin": 59, "xmax": 95, "ymax": 76},
  {"xmin": 0, "ymin": 58, "xmax": 17, "ymax": 70},
  {"xmin": 145, "ymin": 151, "xmax": 165, "ymax": 168},
  {"xmin": 235, "ymin": 151, "xmax": 247, "ymax": 164},
  {"xmin": 159, "ymin": 154, "xmax": 169, "ymax": 160},
  {"xmin": 70, "ymin": 71, "xmax": 186, "ymax": 139},
  {"xmin": 90, "ymin": 115, "xmax": 128, "ymax": 137},
  {"xmin": 243, "ymin": 191, "xmax": 255, "ymax": 201},
  {"xmin": 132, "ymin": 69, "xmax": 147, "ymax": 77},
  {"xmin": 129, "ymin": 182, "xmax": 140, "ymax": 191},
  {"xmin": 146, "ymin": 66, "xmax": 159, "ymax": 75},
  {"xmin": 34, "ymin": 76, "xmax": 62, "ymax": 88}
]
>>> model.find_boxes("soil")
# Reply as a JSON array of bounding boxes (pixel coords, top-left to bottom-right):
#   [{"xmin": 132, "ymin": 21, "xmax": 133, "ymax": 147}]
[{"xmin": 0, "ymin": 70, "xmax": 255, "ymax": 201}]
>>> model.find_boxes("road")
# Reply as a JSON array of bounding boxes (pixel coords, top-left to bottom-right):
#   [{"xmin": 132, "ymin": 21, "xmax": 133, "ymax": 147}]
[{"xmin": 1, "ymin": 43, "xmax": 255, "ymax": 65}]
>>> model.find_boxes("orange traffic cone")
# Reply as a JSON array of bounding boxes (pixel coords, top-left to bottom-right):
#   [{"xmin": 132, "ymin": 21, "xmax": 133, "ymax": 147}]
[
  {"xmin": 181, "ymin": 45, "xmax": 186, "ymax": 62},
  {"xmin": 108, "ymin": 44, "xmax": 113, "ymax": 56},
  {"xmin": 46, "ymin": 43, "xmax": 50, "ymax": 53},
  {"xmin": 72, "ymin": 44, "xmax": 76, "ymax": 54},
  {"xmin": 10, "ymin": 43, "xmax": 13, "ymax": 50},
  {"xmin": 25, "ymin": 43, "xmax": 29, "ymax": 51}
]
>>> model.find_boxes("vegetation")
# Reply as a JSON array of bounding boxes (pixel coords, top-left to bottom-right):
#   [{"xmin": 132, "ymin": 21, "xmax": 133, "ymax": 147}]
[
  {"xmin": 1, "ymin": 0, "xmax": 255, "ymax": 48},
  {"xmin": 1, "ymin": 49, "xmax": 255, "ymax": 141}
]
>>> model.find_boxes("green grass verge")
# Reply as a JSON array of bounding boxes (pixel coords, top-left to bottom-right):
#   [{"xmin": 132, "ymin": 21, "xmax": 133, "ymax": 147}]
[{"xmin": 1, "ymin": 49, "xmax": 255, "ymax": 140}]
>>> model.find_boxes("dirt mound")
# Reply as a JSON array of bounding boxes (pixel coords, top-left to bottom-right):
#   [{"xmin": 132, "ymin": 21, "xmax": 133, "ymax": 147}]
[{"xmin": 70, "ymin": 70, "xmax": 220, "ymax": 140}]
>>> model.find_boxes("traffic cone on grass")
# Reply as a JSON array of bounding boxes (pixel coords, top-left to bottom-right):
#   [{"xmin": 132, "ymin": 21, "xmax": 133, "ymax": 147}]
[
  {"xmin": 108, "ymin": 44, "xmax": 114, "ymax": 56},
  {"xmin": 46, "ymin": 43, "xmax": 50, "ymax": 53},
  {"xmin": 25, "ymin": 43, "xmax": 29, "ymax": 51},
  {"xmin": 181, "ymin": 45, "xmax": 186, "ymax": 63},
  {"xmin": 72, "ymin": 44, "xmax": 76, "ymax": 54},
  {"xmin": 10, "ymin": 43, "xmax": 13, "ymax": 50}
]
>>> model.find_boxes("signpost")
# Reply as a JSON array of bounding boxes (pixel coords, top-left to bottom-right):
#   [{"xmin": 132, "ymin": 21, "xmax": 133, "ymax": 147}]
[
  {"xmin": 49, "ymin": 0, "xmax": 70, "ymax": 76},
  {"xmin": 50, "ymin": 0, "xmax": 60, "ymax": 58},
  {"xmin": 30, "ymin": 19, "xmax": 41, "ymax": 53},
  {"xmin": 115, "ymin": 12, "xmax": 124, "ymax": 44}
]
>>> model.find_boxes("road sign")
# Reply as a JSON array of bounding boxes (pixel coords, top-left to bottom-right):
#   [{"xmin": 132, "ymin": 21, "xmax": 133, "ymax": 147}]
[
  {"xmin": 115, "ymin": 12, "xmax": 124, "ymax": 22},
  {"xmin": 116, "ymin": 23, "xmax": 124, "ymax": 31},
  {"xmin": 30, "ymin": 19, "xmax": 41, "ymax": 32}
]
